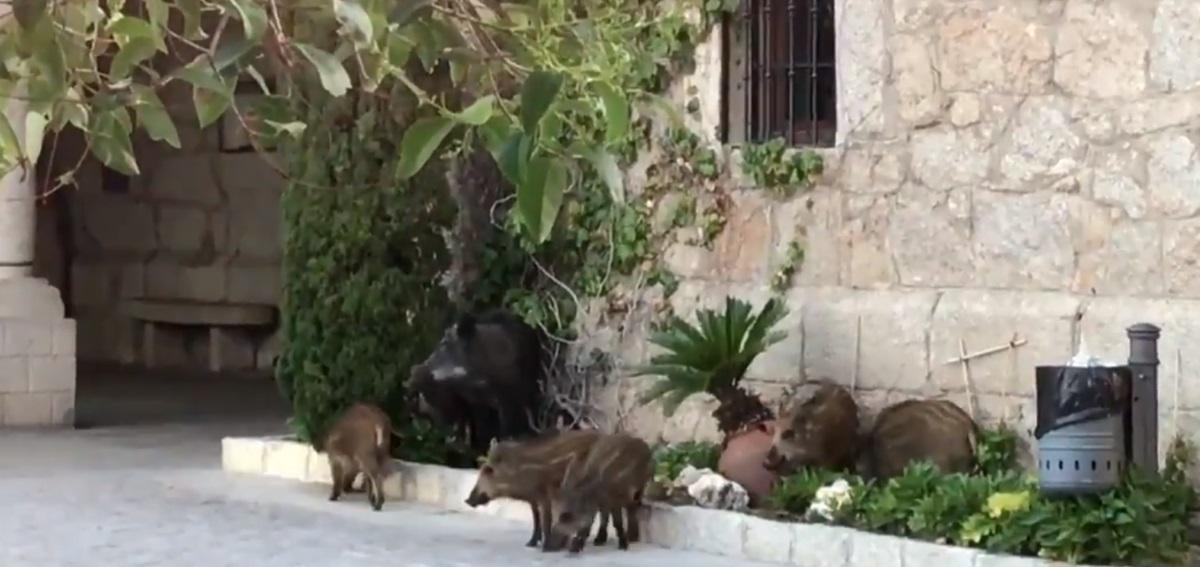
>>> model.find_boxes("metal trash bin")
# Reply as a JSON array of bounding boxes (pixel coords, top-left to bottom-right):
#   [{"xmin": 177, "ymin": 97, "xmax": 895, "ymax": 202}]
[{"xmin": 1034, "ymin": 364, "xmax": 1132, "ymax": 496}]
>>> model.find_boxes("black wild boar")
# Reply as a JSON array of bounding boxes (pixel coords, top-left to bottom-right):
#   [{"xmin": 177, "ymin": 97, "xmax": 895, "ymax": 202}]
[
  {"xmin": 763, "ymin": 382, "xmax": 860, "ymax": 476},
  {"xmin": 319, "ymin": 402, "xmax": 393, "ymax": 511},
  {"xmin": 464, "ymin": 428, "xmax": 610, "ymax": 551},
  {"xmin": 860, "ymin": 398, "xmax": 978, "ymax": 480},
  {"xmin": 552, "ymin": 432, "xmax": 653, "ymax": 554},
  {"xmin": 407, "ymin": 309, "xmax": 545, "ymax": 454}
]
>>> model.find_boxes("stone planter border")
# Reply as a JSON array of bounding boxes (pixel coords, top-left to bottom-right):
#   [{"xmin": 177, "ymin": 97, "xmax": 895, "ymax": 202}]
[{"xmin": 221, "ymin": 435, "xmax": 1092, "ymax": 567}]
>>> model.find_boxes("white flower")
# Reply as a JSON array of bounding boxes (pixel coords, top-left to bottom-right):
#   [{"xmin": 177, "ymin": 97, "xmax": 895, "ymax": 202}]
[{"xmin": 805, "ymin": 479, "xmax": 855, "ymax": 523}]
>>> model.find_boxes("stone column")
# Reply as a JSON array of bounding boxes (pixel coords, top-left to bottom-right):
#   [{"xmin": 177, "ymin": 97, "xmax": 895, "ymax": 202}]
[{"xmin": 0, "ymin": 94, "xmax": 77, "ymax": 428}]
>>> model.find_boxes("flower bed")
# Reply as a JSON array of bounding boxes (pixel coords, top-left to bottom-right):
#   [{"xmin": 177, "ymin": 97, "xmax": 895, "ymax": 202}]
[{"xmin": 221, "ymin": 435, "xmax": 1116, "ymax": 567}]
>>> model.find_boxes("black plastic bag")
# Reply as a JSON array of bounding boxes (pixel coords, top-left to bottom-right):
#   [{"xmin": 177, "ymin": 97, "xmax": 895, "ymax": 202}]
[{"xmin": 1034, "ymin": 365, "xmax": 1131, "ymax": 439}]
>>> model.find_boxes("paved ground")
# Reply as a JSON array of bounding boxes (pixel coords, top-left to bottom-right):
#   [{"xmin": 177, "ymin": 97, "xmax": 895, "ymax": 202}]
[{"xmin": 0, "ymin": 367, "xmax": 778, "ymax": 567}]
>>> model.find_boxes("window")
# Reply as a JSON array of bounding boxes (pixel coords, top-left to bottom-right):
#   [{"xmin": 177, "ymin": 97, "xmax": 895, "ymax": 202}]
[{"xmin": 722, "ymin": 0, "xmax": 837, "ymax": 147}]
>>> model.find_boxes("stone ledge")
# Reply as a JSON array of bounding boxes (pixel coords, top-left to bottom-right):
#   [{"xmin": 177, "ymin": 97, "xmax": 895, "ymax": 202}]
[{"xmin": 221, "ymin": 435, "xmax": 1101, "ymax": 567}]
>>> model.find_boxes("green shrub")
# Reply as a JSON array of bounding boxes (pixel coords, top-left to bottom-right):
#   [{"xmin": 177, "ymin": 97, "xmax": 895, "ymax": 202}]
[
  {"xmin": 653, "ymin": 441, "xmax": 722, "ymax": 485},
  {"xmin": 769, "ymin": 466, "xmax": 846, "ymax": 515}
]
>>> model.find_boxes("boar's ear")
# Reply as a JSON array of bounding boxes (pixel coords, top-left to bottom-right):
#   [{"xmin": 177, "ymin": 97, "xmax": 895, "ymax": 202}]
[{"xmin": 456, "ymin": 313, "xmax": 478, "ymax": 339}]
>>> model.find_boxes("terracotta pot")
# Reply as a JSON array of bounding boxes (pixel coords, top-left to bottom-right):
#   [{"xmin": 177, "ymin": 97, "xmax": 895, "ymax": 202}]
[{"xmin": 717, "ymin": 419, "xmax": 780, "ymax": 508}]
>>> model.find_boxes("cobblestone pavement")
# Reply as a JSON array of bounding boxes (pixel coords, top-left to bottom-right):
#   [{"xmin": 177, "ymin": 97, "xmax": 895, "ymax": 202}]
[{"xmin": 0, "ymin": 423, "xmax": 778, "ymax": 567}]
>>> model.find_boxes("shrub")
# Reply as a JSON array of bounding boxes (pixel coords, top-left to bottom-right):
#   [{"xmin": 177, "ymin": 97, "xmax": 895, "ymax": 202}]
[{"xmin": 653, "ymin": 441, "xmax": 722, "ymax": 485}]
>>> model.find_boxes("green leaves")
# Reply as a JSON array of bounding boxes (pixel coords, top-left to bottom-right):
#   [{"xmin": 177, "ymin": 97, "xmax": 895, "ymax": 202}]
[
  {"xmin": 449, "ymin": 95, "xmax": 495, "ymax": 126},
  {"xmin": 225, "ymin": 0, "xmax": 268, "ymax": 42},
  {"xmin": 23, "ymin": 110, "xmax": 48, "ymax": 165},
  {"xmin": 594, "ymin": 81, "xmax": 629, "ymax": 144},
  {"xmin": 517, "ymin": 155, "xmax": 568, "ymax": 244},
  {"xmin": 582, "ymin": 147, "xmax": 624, "ymax": 204},
  {"xmin": 110, "ymin": 37, "xmax": 159, "ymax": 80},
  {"xmin": 131, "ymin": 86, "xmax": 180, "ymax": 149},
  {"xmin": 89, "ymin": 108, "xmax": 139, "ymax": 175},
  {"xmin": 396, "ymin": 116, "xmax": 457, "ymax": 180},
  {"xmin": 519, "ymin": 70, "xmax": 563, "ymax": 133},
  {"xmin": 334, "ymin": 0, "xmax": 374, "ymax": 47},
  {"xmin": 294, "ymin": 43, "xmax": 352, "ymax": 97},
  {"xmin": 13, "ymin": 0, "xmax": 48, "ymax": 30},
  {"xmin": 176, "ymin": 62, "xmax": 234, "ymax": 128}
]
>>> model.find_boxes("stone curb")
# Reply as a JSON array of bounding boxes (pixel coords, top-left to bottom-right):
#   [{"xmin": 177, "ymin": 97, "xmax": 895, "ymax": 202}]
[{"xmin": 221, "ymin": 435, "xmax": 1092, "ymax": 567}]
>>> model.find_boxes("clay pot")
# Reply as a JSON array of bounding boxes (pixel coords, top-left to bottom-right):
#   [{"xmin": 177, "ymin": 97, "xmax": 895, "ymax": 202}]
[{"xmin": 717, "ymin": 419, "xmax": 780, "ymax": 508}]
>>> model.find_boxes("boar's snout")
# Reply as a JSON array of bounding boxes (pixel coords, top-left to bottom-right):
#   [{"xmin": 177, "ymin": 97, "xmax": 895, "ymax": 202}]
[
  {"xmin": 762, "ymin": 446, "xmax": 785, "ymax": 472},
  {"xmin": 465, "ymin": 486, "xmax": 490, "ymax": 507}
]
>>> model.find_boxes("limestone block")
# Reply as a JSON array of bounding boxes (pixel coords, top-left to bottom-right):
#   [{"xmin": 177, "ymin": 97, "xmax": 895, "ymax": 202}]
[
  {"xmin": 1117, "ymin": 92, "xmax": 1200, "ymax": 136},
  {"xmin": 409, "ymin": 462, "xmax": 444, "ymax": 505},
  {"xmin": 642, "ymin": 504, "xmax": 688, "ymax": 548},
  {"xmin": 772, "ymin": 190, "xmax": 843, "ymax": 287},
  {"xmin": 840, "ymin": 196, "xmax": 897, "ymax": 288},
  {"xmin": 930, "ymin": 291, "xmax": 1079, "ymax": 397},
  {"xmin": 1054, "ymin": 0, "xmax": 1150, "ymax": 99},
  {"xmin": 440, "ymin": 467, "xmax": 478, "ymax": 513},
  {"xmin": 904, "ymin": 539, "xmax": 981, "ymax": 567},
  {"xmin": 1, "ymin": 320, "xmax": 53, "ymax": 356},
  {"xmin": 0, "ymin": 198, "xmax": 34, "ymax": 270},
  {"xmin": 949, "ymin": 94, "xmax": 982, "ymax": 127},
  {"xmin": 741, "ymin": 515, "xmax": 793, "ymax": 564},
  {"xmin": 836, "ymin": 0, "xmax": 887, "ymax": 137},
  {"xmin": 972, "ymin": 192, "xmax": 1074, "ymax": 290},
  {"xmin": 1000, "ymin": 97, "xmax": 1085, "ymax": 188},
  {"xmin": 1074, "ymin": 220, "xmax": 1163, "ymax": 296},
  {"xmin": 157, "ymin": 206, "xmax": 210, "ymax": 253},
  {"xmin": 1151, "ymin": 0, "xmax": 1200, "ymax": 91},
  {"xmin": 911, "ymin": 128, "xmax": 991, "ymax": 191},
  {"xmin": 146, "ymin": 155, "xmax": 222, "ymax": 206},
  {"xmin": 0, "ymin": 278, "xmax": 63, "ymax": 319},
  {"xmin": 803, "ymin": 290, "xmax": 938, "ymax": 393},
  {"xmin": 892, "ymin": 34, "xmax": 943, "ymax": 126},
  {"xmin": 28, "ymin": 356, "xmax": 75, "ymax": 393},
  {"xmin": 77, "ymin": 193, "xmax": 157, "ymax": 253},
  {"xmin": 305, "ymin": 449, "xmax": 332, "ymax": 484},
  {"xmin": 1090, "ymin": 144, "xmax": 1148, "ymax": 219},
  {"xmin": 0, "ymin": 357, "xmax": 27, "ymax": 393},
  {"xmin": 1145, "ymin": 133, "xmax": 1200, "ymax": 218},
  {"xmin": 69, "ymin": 262, "xmax": 113, "ymax": 308},
  {"xmin": 262, "ymin": 438, "xmax": 311, "ymax": 481},
  {"xmin": 226, "ymin": 262, "xmax": 281, "ymax": 305},
  {"xmin": 661, "ymin": 393, "xmax": 722, "ymax": 445},
  {"xmin": 221, "ymin": 437, "xmax": 266, "ymax": 475},
  {"xmin": 209, "ymin": 328, "xmax": 256, "ymax": 371},
  {"xmin": 892, "ymin": 0, "xmax": 945, "ymax": 31},
  {"xmin": 228, "ymin": 184, "xmax": 283, "ymax": 260},
  {"xmin": 1165, "ymin": 220, "xmax": 1200, "ymax": 297},
  {"xmin": 746, "ymin": 286, "xmax": 805, "ymax": 383},
  {"xmin": 888, "ymin": 187, "xmax": 975, "ymax": 287},
  {"xmin": 217, "ymin": 153, "xmax": 285, "ymax": 195},
  {"xmin": 711, "ymin": 192, "xmax": 772, "ymax": 283},
  {"xmin": 677, "ymin": 506, "xmax": 746, "ymax": 558},
  {"xmin": 2, "ymin": 392, "xmax": 53, "ymax": 425},
  {"xmin": 847, "ymin": 531, "xmax": 906, "ymax": 567},
  {"xmin": 50, "ymin": 390, "xmax": 74, "ymax": 425},
  {"xmin": 53, "ymin": 320, "xmax": 75, "ymax": 356},
  {"xmin": 145, "ymin": 260, "xmax": 228, "ymax": 303},
  {"xmin": 935, "ymin": 5, "xmax": 1053, "ymax": 94},
  {"xmin": 791, "ymin": 523, "xmax": 850, "ymax": 567},
  {"xmin": 664, "ymin": 243, "xmax": 712, "ymax": 280},
  {"xmin": 837, "ymin": 143, "xmax": 906, "ymax": 195},
  {"xmin": 256, "ymin": 328, "xmax": 282, "ymax": 371}
]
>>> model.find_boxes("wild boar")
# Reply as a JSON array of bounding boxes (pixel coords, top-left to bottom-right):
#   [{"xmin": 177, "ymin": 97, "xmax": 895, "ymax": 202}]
[
  {"xmin": 762, "ymin": 382, "xmax": 860, "ymax": 476},
  {"xmin": 465, "ymin": 428, "xmax": 608, "ymax": 551},
  {"xmin": 407, "ymin": 309, "xmax": 545, "ymax": 454},
  {"xmin": 319, "ymin": 402, "xmax": 393, "ymax": 511},
  {"xmin": 860, "ymin": 398, "xmax": 978, "ymax": 480},
  {"xmin": 552, "ymin": 432, "xmax": 653, "ymax": 554}
]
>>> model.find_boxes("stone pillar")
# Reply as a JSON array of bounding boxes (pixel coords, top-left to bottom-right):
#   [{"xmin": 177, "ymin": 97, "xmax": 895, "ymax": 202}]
[{"xmin": 0, "ymin": 95, "xmax": 76, "ymax": 428}]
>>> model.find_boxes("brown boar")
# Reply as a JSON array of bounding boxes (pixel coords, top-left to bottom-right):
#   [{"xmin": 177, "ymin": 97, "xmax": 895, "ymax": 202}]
[
  {"xmin": 762, "ymin": 383, "xmax": 860, "ymax": 476},
  {"xmin": 551, "ymin": 432, "xmax": 653, "ymax": 554},
  {"xmin": 465, "ymin": 428, "xmax": 612, "ymax": 551},
  {"xmin": 861, "ymin": 398, "xmax": 978, "ymax": 480},
  {"xmin": 319, "ymin": 402, "xmax": 393, "ymax": 511}
]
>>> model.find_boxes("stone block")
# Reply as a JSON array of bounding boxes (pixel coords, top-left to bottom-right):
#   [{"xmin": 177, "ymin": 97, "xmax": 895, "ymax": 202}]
[
  {"xmin": 977, "ymin": 554, "xmax": 1056, "ymax": 567},
  {"xmin": 157, "ymin": 206, "xmax": 210, "ymax": 253},
  {"xmin": 1, "ymin": 319, "xmax": 53, "ymax": 356},
  {"xmin": 664, "ymin": 243, "xmax": 712, "ymax": 280},
  {"xmin": 409, "ymin": 462, "xmax": 445, "ymax": 505},
  {"xmin": 903, "ymin": 539, "xmax": 980, "ymax": 567},
  {"xmin": 1089, "ymin": 143, "xmax": 1148, "ymax": 219},
  {"xmin": 382, "ymin": 465, "xmax": 405, "ymax": 499},
  {"xmin": 1146, "ymin": 133, "xmax": 1200, "ymax": 218},
  {"xmin": 1074, "ymin": 220, "xmax": 1163, "ymax": 296},
  {"xmin": 679, "ymin": 506, "xmax": 747, "ymax": 558},
  {"xmin": 221, "ymin": 436, "xmax": 266, "ymax": 475},
  {"xmin": 256, "ymin": 328, "xmax": 282, "ymax": 371},
  {"xmin": 1117, "ymin": 93, "xmax": 1200, "ymax": 136},
  {"xmin": 1165, "ymin": 219, "xmax": 1200, "ymax": 297},
  {"xmin": 711, "ymin": 192, "xmax": 773, "ymax": 283},
  {"xmin": 848, "ymin": 531, "xmax": 906, "ymax": 567},
  {"xmin": 216, "ymin": 153, "xmax": 285, "ymax": 194},
  {"xmin": 262, "ymin": 438, "xmax": 310, "ymax": 481},
  {"xmin": 226, "ymin": 262, "xmax": 281, "ymax": 305},
  {"xmin": 972, "ymin": 192, "xmax": 1074, "ymax": 290},
  {"xmin": 661, "ymin": 393, "xmax": 722, "ymax": 445},
  {"xmin": 741, "ymin": 515, "xmax": 793, "ymax": 564},
  {"xmin": 0, "ymin": 357, "xmax": 27, "ymax": 393},
  {"xmin": 52, "ymin": 320, "xmax": 75, "ymax": 355},
  {"xmin": 803, "ymin": 290, "xmax": 938, "ymax": 393},
  {"xmin": 930, "ymin": 291, "xmax": 1079, "ymax": 397},
  {"xmin": 1151, "ymin": 0, "xmax": 1200, "ymax": 92},
  {"xmin": 77, "ymin": 192, "xmax": 157, "ymax": 253},
  {"xmin": 999, "ymin": 96, "xmax": 1084, "ymax": 188},
  {"xmin": 75, "ymin": 312, "xmax": 140, "ymax": 365},
  {"xmin": 0, "ymin": 278, "xmax": 64, "ymax": 319},
  {"xmin": 145, "ymin": 260, "xmax": 228, "ymax": 303},
  {"xmin": 911, "ymin": 127, "xmax": 990, "ymax": 191},
  {"xmin": 50, "ymin": 390, "xmax": 75, "ymax": 425},
  {"xmin": 889, "ymin": 187, "xmax": 975, "ymax": 287},
  {"xmin": 892, "ymin": 34, "xmax": 942, "ymax": 127},
  {"xmin": 746, "ymin": 286, "xmax": 805, "ymax": 383},
  {"xmin": 69, "ymin": 262, "xmax": 114, "ymax": 308},
  {"xmin": 790, "ymin": 523, "xmax": 849, "ymax": 567},
  {"xmin": 3, "ymin": 392, "xmax": 53, "ymax": 425},
  {"xmin": 28, "ymin": 356, "xmax": 75, "ymax": 393},
  {"xmin": 1053, "ymin": 0, "xmax": 1150, "ymax": 99},
  {"xmin": 208, "ymin": 328, "xmax": 256, "ymax": 371},
  {"xmin": 935, "ymin": 4, "xmax": 1052, "ymax": 94},
  {"xmin": 227, "ymin": 184, "xmax": 283, "ymax": 261},
  {"xmin": 440, "ymin": 467, "xmax": 478, "ymax": 513},
  {"xmin": 305, "ymin": 449, "xmax": 332, "ymax": 484},
  {"xmin": 145, "ymin": 155, "xmax": 222, "ymax": 206},
  {"xmin": 642, "ymin": 504, "xmax": 689, "ymax": 548},
  {"xmin": 772, "ymin": 190, "xmax": 843, "ymax": 287}
]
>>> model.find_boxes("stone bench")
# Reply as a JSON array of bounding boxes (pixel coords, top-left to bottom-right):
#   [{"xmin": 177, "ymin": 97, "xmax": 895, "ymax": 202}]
[{"xmin": 120, "ymin": 298, "xmax": 276, "ymax": 372}]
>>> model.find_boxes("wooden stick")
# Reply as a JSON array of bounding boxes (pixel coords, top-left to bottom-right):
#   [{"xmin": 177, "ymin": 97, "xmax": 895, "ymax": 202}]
[
  {"xmin": 851, "ymin": 315, "xmax": 861, "ymax": 393},
  {"xmin": 943, "ymin": 336, "xmax": 1028, "ymax": 365},
  {"xmin": 958, "ymin": 338, "xmax": 977, "ymax": 421}
]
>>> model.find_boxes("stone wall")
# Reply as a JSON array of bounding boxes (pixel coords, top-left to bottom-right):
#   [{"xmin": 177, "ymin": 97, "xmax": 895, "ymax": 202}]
[
  {"xmin": 63, "ymin": 81, "xmax": 284, "ymax": 371},
  {"xmin": 584, "ymin": 0, "xmax": 1200, "ymax": 476}
]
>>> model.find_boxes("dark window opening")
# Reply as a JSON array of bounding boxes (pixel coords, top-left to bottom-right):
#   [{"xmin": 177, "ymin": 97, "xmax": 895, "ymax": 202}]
[{"xmin": 722, "ymin": 0, "xmax": 837, "ymax": 148}]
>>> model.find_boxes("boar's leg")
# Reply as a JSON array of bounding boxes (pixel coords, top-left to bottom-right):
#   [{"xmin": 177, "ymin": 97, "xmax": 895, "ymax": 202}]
[
  {"xmin": 328, "ymin": 458, "xmax": 346, "ymax": 502},
  {"xmin": 625, "ymin": 502, "xmax": 641, "ymax": 543},
  {"xmin": 357, "ymin": 455, "xmax": 385, "ymax": 511},
  {"xmin": 593, "ymin": 510, "xmax": 609, "ymax": 546},
  {"xmin": 610, "ymin": 506, "xmax": 629, "ymax": 550},
  {"xmin": 526, "ymin": 501, "xmax": 542, "ymax": 548},
  {"xmin": 539, "ymin": 497, "xmax": 562, "ymax": 552}
]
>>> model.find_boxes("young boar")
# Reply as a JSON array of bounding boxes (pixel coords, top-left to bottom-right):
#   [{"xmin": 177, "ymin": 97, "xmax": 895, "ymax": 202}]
[
  {"xmin": 861, "ymin": 398, "xmax": 978, "ymax": 480},
  {"xmin": 552, "ymin": 432, "xmax": 653, "ymax": 554},
  {"xmin": 465, "ymin": 428, "xmax": 609, "ymax": 551},
  {"xmin": 319, "ymin": 402, "xmax": 393, "ymax": 511},
  {"xmin": 762, "ymin": 383, "xmax": 860, "ymax": 476}
]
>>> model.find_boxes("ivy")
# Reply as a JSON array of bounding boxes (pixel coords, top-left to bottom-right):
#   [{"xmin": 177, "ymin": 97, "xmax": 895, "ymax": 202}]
[{"xmin": 741, "ymin": 137, "xmax": 824, "ymax": 196}]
